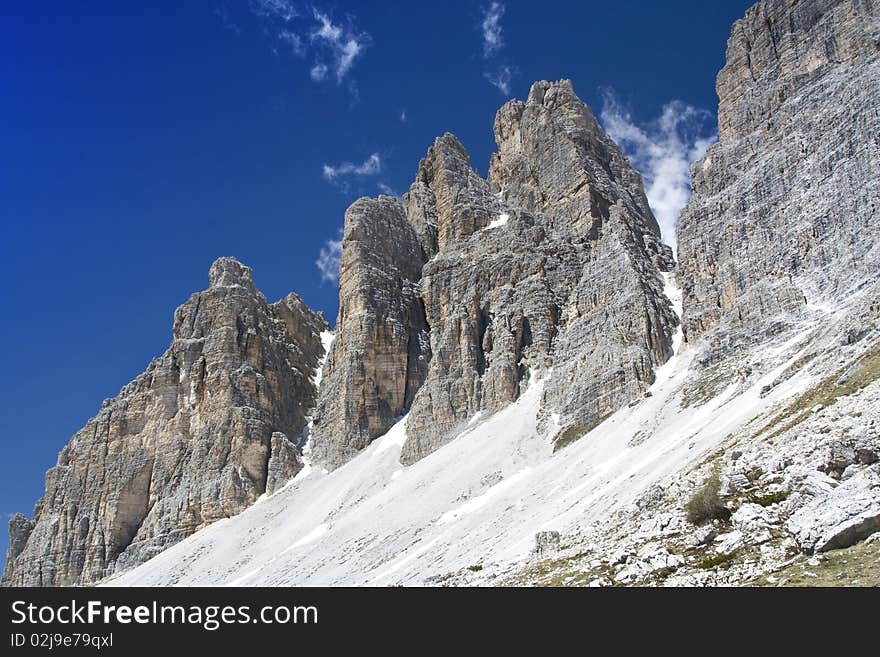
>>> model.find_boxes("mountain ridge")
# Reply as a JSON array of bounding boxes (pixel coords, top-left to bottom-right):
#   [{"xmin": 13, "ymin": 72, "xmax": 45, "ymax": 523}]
[{"xmin": 4, "ymin": 0, "xmax": 879, "ymax": 587}]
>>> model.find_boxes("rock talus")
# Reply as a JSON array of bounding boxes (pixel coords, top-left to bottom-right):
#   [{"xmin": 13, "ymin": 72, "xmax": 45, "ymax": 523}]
[{"xmin": 2, "ymin": 258, "xmax": 328, "ymax": 586}]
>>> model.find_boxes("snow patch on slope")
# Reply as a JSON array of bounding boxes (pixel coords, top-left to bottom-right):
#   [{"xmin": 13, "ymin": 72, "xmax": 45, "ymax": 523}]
[
  {"xmin": 301, "ymin": 330, "xmax": 335, "ymax": 457},
  {"xmin": 484, "ymin": 213, "xmax": 509, "ymax": 230},
  {"xmin": 312, "ymin": 330, "xmax": 335, "ymax": 390}
]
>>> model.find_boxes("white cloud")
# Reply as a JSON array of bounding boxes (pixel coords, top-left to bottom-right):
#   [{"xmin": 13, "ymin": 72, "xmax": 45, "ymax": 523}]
[
  {"xmin": 279, "ymin": 29, "xmax": 305, "ymax": 56},
  {"xmin": 310, "ymin": 62, "xmax": 328, "ymax": 81},
  {"xmin": 316, "ymin": 236, "xmax": 343, "ymax": 283},
  {"xmin": 478, "ymin": 3, "xmax": 514, "ymax": 95},
  {"xmin": 214, "ymin": 2, "xmax": 241, "ymax": 34},
  {"xmin": 322, "ymin": 153, "xmax": 382, "ymax": 182},
  {"xmin": 481, "ymin": 2, "xmax": 505, "ymax": 58},
  {"xmin": 248, "ymin": 4, "xmax": 369, "ymax": 86},
  {"xmin": 250, "ymin": 0, "xmax": 298, "ymax": 22},
  {"xmin": 484, "ymin": 66, "xmax": 513, "ymax": 95},
  {"xmin": 600, "ymin": 93, "xmax": 716, "ymax": 253},
  {"xmin": 400, "ymin": 109, "xmax": 407, "ymax": 123},
  {"xmin": 309, "ymin": 10, "xmax": 367, "ymax": 82}
]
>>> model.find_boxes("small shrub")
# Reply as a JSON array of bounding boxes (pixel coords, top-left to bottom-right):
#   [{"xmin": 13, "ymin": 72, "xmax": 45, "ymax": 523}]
[
  {"xmin": 686, "ymin": 473, "xmax": 730, "ymax": 525},
  {"xmin": 750, "ymin": 491, "xmax": 787, "ymax": 507},
  {"xmin": 467, "ymin": 564, "xmax": 483, "ymax": 572},
  {"xmin": 697, "ymin": 551, "xmax": 737, "ymax": 570}
]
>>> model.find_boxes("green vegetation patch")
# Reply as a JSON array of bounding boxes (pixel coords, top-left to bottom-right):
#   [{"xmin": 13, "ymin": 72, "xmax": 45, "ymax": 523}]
[
  {"xmin": 685, "ymin": 473, "xmax": 731, "ymax": 525},
  {"xmin": 750, "ymin": 491, "xmax": 787, "ymax": 507},
  {"xmin": 553, "ymin": 413, "xmax": 612, "ymax": 452},
  {"xmin": 749, "ymin": 539, "xmax": 880, "ymax": 587},
  {"xmin": 697, "ymin": 551, "xmax": 737, "ymax": 570},
  {"xmin": 503, "ymin": 551, "xmax": 616, "ymax": 587}
]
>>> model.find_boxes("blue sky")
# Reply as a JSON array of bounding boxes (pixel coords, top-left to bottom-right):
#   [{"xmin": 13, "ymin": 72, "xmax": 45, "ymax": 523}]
[{"xmin": 0, "ymin": 0, "xmax": 752, "ymax": 568}]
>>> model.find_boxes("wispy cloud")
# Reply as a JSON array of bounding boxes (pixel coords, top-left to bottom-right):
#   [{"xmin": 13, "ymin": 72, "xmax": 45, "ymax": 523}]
[
  {"xmin": 478, "ymin": 3, "xmax": 515, "ymax": 95},
  {"xmin": 309, "ymin": 10, "xmax": 368, "ymax": 82},
  {"xmin": 250, "ymin": 0, "xmax": 298, "ymax": 23},
  {"xmin": 214, "ymin": 2, "xmax": 241, "ymax": 34},
  {"xmin": 399, "ymin": 109, "xmax": 407, "ymax": 123},
  {"xmin": 600, "ymin": 92, "xmax": 716, "ymax": 252},
  {"xmin": 481, "ymin": 2, "xmax": 505, "ymax": 58},
  {"xmin": 310, "ymin": 63, "xmax": 328, "ymax": 81},
  {"xmin": 322, "ymin": 153, "xmax": 382, "ymax": 182},
  {"xmin": 316, "ymin": 235, "xmax": 342, "ymax": 283},
  {"xmin": 279, "ymin": 29, "xmax": 305, "ymax": 56},
  {"xmin": 376, "ymin": 181, "xmax": 400, "ymax": 198},
  {"xmin": 484, "ymin": 66, "xmax": 513, "ymax": 95},
  {"xmin": 246, "ymin": 2, "xmax": 369, "ymax": 87}
]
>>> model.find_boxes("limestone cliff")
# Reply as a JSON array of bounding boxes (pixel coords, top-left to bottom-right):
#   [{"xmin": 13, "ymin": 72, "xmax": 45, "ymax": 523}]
[
  {"xmin": 2, "ymin": 258, "xmax": 328, "ymax": 586},
  {"xmin": 309, "ymin": 197, "xmax": 430, "ymax": 468},
  {"xmin": 678, "ymin": 0, "xmax": 880, "ymax": 350},
  {"xmin": 313, "ymin": 80, "xmax": 678, "ymax": 466}
]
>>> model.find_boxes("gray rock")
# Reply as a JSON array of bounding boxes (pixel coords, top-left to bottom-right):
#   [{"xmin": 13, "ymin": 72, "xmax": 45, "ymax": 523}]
[
  {"xmin": 677, "ymin": 0, "xmax": 880, "ymax": 380},
  {"xmin": 266, "ymin": 433, "xmax": 303, "ymax": 496},
  {"xmin": 534, "ymin": 530, "xmax": 561, "ymax": 556},
  {"xmin": 731, "ymin": 503, "xmax": 774, "ymax": 544},
  {"xmin": 857, "ymin": 448, "xmax": 878, "ymax": 465},
  {"xmin": 721, "ymin": 472, "xmax": 751, "ymax": 495},
  {"xmin": 687, "ymin": 526, "xmax": 717, "ymax": 547},
  {"xmin": 787, "ymin": 466, "xmax": 880, "ymax": 553},
  {"xmin": 310, "ymin": 197, "xmax": 430, "ymax": 469},
  {"xmin": 401, "ymin": 80, "xmax": 677, "ymax": 463},
  {"xmin": 4, "ymin": 514, "xmax": 35, "ymax": 566},
  {"xmin": 2, "ymin": 258, "xmax": 327, "ymax": 586},
  {"xmin": 636, "ymin": 485, "xmax": 665, "ymax": 511}
]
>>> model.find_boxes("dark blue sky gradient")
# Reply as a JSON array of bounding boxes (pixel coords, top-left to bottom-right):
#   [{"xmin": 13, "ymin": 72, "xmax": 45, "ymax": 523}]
[{"xmin": 0, "ymin": 1, "xmax": 752, "ymax": 567}]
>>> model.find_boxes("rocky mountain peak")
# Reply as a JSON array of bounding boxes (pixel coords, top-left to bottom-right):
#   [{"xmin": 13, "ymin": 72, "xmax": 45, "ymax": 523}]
[
  {"xmin": 8, "ymin": 0, "xmax": 880, "ymax": 590},
  {"xmin": 208, "ymin": 256, "xmax": 257, "ymax": 291},
  {"xmin": 716, "ymin": 0, "xmax": 880, "ymax": 141},
  {"xmin": 312, "ymin": 78, "xmax": 677, "ymax": 468},
  {"xmin": 678, "ymin": 0, "xmax": 880, "ymax": 392},
  {"xmin": 2, "ymin": 258, "xmax": 328, "ymax": 586}
]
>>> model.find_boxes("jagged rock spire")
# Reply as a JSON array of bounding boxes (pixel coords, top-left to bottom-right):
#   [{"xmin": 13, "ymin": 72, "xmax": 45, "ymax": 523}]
[{"xmin": 313, "ymin": 79, "xmax": 678, "ymax": 467}]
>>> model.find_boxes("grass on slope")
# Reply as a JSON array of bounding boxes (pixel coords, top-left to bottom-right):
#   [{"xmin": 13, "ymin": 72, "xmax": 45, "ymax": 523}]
[
  {"xmin": 749, "ymin": 538, "xmax": 880, "ymax": 587},
  {"xmin": 553, "ymin": 413, "xmax": 613, "ymax": 452},
  {"xmin": 759, "ymin": 340, "xmax": 880, "ymax": 442}
]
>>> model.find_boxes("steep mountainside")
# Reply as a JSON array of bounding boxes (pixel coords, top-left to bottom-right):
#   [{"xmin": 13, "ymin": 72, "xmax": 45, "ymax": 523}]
[
  {"xmin": 2, "ymin": 258, "xmax": 328, "ymax": 586},
  {"xmin": 678, "ymin": 0, "xmax": 880, "ymax": 394},
  {"xmin": 309, "ymin": 197, "xmax": 430, "ymax": 466}
]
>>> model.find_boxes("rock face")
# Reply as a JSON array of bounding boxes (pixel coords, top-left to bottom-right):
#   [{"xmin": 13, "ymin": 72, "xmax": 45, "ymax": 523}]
[
  {"xmin": 310, "ymin": 197, "xmax": 430, "ymax": 468},
  {"xmin": 787, "ymin": 465, "xmax": 880, "ymax": 553},
  {"xmin": 313, "ymin": 80, "xmax": 677, "ymax": 467},
  {"xmin": 2, "ymin": 258, "xmax": 328, "ymax": 586},
  {"xmin": 402, "ymin": 81, "xmax": 677, "ymax": 462},
  {"xmin": 678, "ymin": 0, "xmax": 880, "ymax": 350}
]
